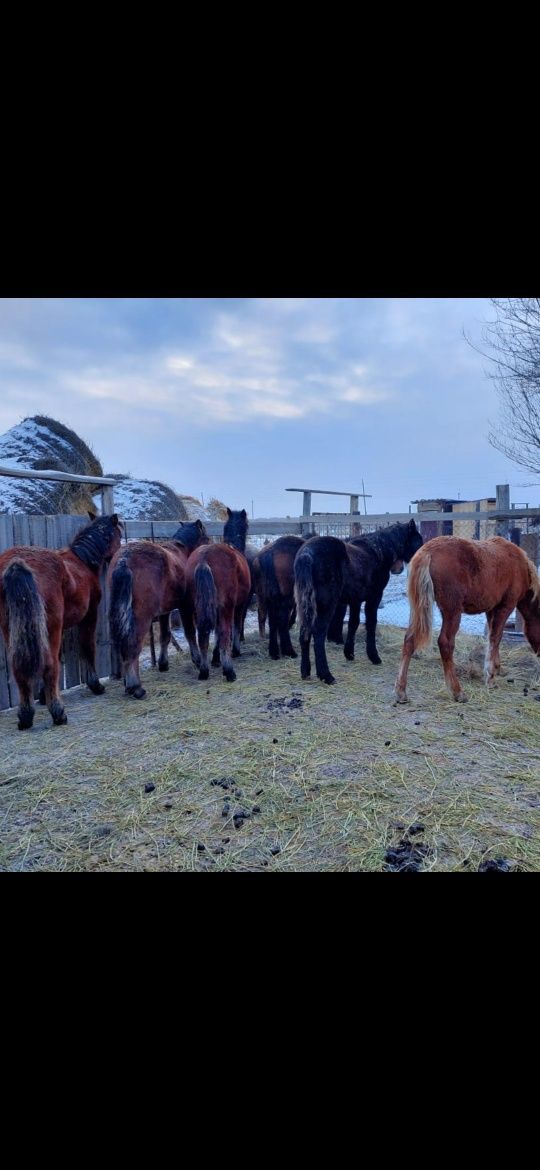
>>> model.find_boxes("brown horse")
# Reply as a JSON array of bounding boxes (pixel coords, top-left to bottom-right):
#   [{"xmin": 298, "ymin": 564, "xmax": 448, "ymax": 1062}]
[
  {"xmin": 181, "ymin": 542, "xmax": 251, "ymax": 682},
  {"xmin": 0, "ymin": 513, "xmax": 123, "ymax": 730},
  {"xmin": 394, "ymin": 536, "xmax": 540, "ymax": 704},
  {"xmin": 108, "ymin": 519, "xmax": 209, "ymax": 699},
  {"xmin": 251, "ymin": 535, "xmax": 305, "ymax": 659}
]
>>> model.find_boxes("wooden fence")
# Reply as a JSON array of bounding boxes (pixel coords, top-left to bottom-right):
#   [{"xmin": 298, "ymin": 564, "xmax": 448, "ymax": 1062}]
[{"xmin": 1, "ymin": 479, "xmax": 539, "ymax": 709}]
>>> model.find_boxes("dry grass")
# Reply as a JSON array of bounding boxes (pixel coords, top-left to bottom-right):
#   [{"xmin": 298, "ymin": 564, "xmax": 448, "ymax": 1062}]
[{"xmin": 1, "ymin": 624, "xmax": 539, "ymax": 871}]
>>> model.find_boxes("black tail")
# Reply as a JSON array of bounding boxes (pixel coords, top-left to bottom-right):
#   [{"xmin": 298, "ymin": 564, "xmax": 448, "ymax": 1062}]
[
  {"xmin": 294, "ymin": 553, "xmax": 316, "ymax": 635},
  {"xmin": 2, "ymin": 560, "xmax": 49, "ymax": 679},
  {"xmin": 109, "ymin": 558, "xmax": 138, "ymax": 661},
  {"xmin": 194, "ymin": 562, "xmax": 217, "ymax": 636}
]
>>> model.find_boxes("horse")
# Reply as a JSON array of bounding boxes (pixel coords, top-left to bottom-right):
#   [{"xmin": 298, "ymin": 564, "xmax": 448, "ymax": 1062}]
[
  {"xmin": 251, "ymin": 535, "xmax": 305, "ymax": 659},
  {"xmin": 180, "ymin": 541, "xmax": 251, "ymax": 682},
  {"xmin": 0, "ymin": 512, "xmax": 122, "ymax": 729},
  {"xmin": 295, "ymin": 520, "xmax": 423, "ymax": 684},
  {"xmin": 108, "ymin": 519, "xmax": 209, "ymax": 699},
  {"xmin": 394, "ymin": 535, "xmax": 540, "ymax": 704},
  {"xmin": 222, "ymin": 507, "xmax": 258, "ymax": 640}
]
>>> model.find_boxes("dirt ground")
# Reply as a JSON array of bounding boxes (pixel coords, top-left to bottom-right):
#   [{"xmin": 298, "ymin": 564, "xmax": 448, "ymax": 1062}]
[{"xmin": 1, "ymin": 619, "xmax": 539, "ymax": 871}]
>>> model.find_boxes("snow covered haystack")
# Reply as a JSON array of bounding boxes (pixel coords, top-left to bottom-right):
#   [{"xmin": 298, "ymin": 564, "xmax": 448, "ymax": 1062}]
[
  {"xmin": 0, "ymin": 416, "xmax": 103, "ymax": 515},
  {"xmin": 102, "ymin": 475, "xmax": 183, "ymax": 520}
]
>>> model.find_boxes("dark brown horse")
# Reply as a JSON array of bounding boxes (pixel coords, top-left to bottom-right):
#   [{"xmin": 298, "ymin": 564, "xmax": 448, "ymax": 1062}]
[
  {"xmin": 295, "ymin": 520, "xmax": 422, "ymax": 684},
  {"xmin": 108, "ymin": 519, "xmax": 209, "ymax": 699},
  {"xmin": 181, "ymin": 542, "xmax": 251, "ymax": 682},
  {"xmin": 395, "ymin": 535, "xmax": 540, "ymax": 704},
  {"xmin": 0, "ymin": 513, "xmax": 122, "ymax": 729},
  {"xmin": 222, "ymin": 507, "xmax": 258, "ymax": 641},
  {"xmin": 251, "ymin": 535, "xmax": 305, "ymax": 659}
]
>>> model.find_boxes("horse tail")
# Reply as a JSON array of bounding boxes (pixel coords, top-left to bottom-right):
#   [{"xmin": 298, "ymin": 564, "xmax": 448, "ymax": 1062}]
[
  {"xmin": 2, "ymin": 560, "xmax": 49, "ymax": 679},
  {"xmin": 294, "ymin": 552, "xmax": 316, "ymax": 635},
  {"xmin": 194, "ymin": 562, "xmax": 217, "ymax": 636},
  {"xmin": 406, "ymin": 553, "xmax": 434, "ymax": 649},
  {"xmin": 109, "ymin": 557, "xmax": 138, "ymax": 661}
]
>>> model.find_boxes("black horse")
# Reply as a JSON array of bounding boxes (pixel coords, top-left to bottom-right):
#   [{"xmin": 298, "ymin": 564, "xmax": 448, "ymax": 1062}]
[
  {"xmin": 294, "ymin": 520, "xmax": 423, "ymax": 684},
  {"xmin": 222, "ymin": 507, "xmax": 258, "ymax": 641}
]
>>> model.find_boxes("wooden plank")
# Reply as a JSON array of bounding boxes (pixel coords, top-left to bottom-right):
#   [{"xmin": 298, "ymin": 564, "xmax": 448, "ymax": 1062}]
[
  {"xmin": 0, "ymin": 513, "xmax": 15, "ymax": 553},
  {"xmin": 0, "ymin": 466, "xmax": 115, "ymax": 485},
  {"xmin": 0, "ymin": 638, "xmax": 11, "ymax": 710},
  {"xmin": 29, "ymin": 515, "xmax": 48, "ymax": 548},
  {"xmin": 12, "ymin": 514, "xmax": 31, "ymax": 548}
]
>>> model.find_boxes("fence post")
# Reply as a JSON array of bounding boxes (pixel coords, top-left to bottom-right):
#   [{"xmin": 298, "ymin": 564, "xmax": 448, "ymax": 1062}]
[
  {"xmin": 101, "ymin": 485, "xmax": 115, "ymax": 514},
  {"xmin": 496, "ymin": 484, "xmax": 510, "ymax": 538},
  {"xmin": 301, "ymin": 491, "xmax": 313, "ymax": 536}
]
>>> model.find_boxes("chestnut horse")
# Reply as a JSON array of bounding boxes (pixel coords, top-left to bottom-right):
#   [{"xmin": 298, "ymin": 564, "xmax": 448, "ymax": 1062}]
[
  {"xmin": 180, "ymin": 542, "xmax": 251, "ymax": 682},
  {"xmin": 222, "ymin": 507, "xmax": 258, "ymax": 640},
  {"xmin": 394, "ymin": 536, "xmax": 540, "ymax": 704},
  {"xmin": 296, "ymin": 520, "xmax": 422, "ymax": 684},
  {"xmin": 108, "ymin": 519, "xmax": 209, "ymax": 699},
  {"xmin": 251, "ymin": 535, "xmax": 305, "ymax": 659},
  {"xmin": 0, "ymin": 513, "xmax": 122, "ymax": 730}
]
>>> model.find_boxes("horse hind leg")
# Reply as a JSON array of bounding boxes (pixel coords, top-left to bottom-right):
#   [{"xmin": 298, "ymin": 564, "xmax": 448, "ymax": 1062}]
[
  {"xmin": 394, "ymin": 627, "xmax": 417, "ymax": 703},
  {"xmin": 42, "ymin": 625, "xmax": 68, "ymax": 725},
  {"xmin": 277, "ymin": 595, "xmax": 297, "ymax": 658},
  {"xmin": 438, "ymin": 612, "xmax": 465, "ymax": 702},
  {"xmin": 313, "ymin": 615, "xmax": 335, "ymax": 685},
  {"xmin": 217, "ymin": 612, "xmax": 237, "ymax": 682},
  {"xmin": 78, "ymin": 607, "xmax": 106, "ymax": 695},
  {"xmin": 484, "ymin": 605, "xmax": 513, "ymax": 685},
  {"xmin": 232, "ymin": 605, "xmax": 244, "ymax": 658},
  {"xmin": 158, "ymin": 614, "xmax": 171, "ymax": 672},
  {"xmin": 14, "ymin": 674, "xmax": 36, "ymax": 730}
]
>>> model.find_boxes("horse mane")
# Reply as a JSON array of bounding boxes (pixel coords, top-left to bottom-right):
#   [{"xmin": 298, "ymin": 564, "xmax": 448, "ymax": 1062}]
[
  {"xmin": 70, "ymin": 515, "xmax": 117, "ymax": 570},
  {"xmin": 351, "ymin": 523, "xmax": 410, "ymax": 565},
  {"xmin": 524, "ymin": 551, "xmax": 540, "ymax": 606}
]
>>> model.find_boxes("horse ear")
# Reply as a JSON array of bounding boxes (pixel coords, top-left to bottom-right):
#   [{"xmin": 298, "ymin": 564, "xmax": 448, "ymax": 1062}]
[
  {"xmin": 226, "ymin": 507, "xmax": 232, "ymax": 517},
  {"xmin": 196, "ymin": 519, "xmax": 203, "ymax": 530},
  {"xmin": 111, "ymin": 514, "xmax": 119, "ymax": 526},
  {"xmin": 241, "ymin": 509, "xmax": 247, "ymax": 518},
  {"xmin": 408, "ymin": 518, "xmax": 417, "ymax": 530},
  {"xmin": 87, "ymin": 510, "xmax": 97, "ymax": 521}
]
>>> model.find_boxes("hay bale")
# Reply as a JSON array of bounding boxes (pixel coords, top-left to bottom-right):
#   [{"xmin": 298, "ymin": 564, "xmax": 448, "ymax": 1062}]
[
  {"xmin": 105, "ymin": 475, "xmax": 182, "ymax": 520},
  {"xmin": 0, "ymin": 415, "xmax": 103, "ymax": 515}
]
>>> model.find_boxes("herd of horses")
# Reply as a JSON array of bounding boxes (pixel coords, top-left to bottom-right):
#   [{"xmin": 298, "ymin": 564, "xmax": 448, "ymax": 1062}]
[{"xmin": 1, "ymin": 508, "xmax": 540, "ymax": 731}]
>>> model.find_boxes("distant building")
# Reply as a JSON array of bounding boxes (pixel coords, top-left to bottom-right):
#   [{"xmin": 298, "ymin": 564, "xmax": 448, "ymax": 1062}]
[{"xmin": 412, "ymin": 497, "xmax": 496, "ymax": 541}]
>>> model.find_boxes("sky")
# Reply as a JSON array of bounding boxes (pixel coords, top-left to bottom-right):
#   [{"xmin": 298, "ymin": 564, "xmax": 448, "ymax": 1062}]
[{"xmin": 0, "ymin": 297, "xmax": 533, "ymax": 517}]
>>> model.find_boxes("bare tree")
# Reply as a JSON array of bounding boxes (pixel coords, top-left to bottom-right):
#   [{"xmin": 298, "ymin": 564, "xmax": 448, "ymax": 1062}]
[{"xmin": 470, "ymin": 298, "xmax": 540, "ymax": 476}]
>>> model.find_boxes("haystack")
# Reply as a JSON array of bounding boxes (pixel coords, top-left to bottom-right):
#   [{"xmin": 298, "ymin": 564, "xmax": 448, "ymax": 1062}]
[{"xmin": 0, "ymin": 416, "xmax": 103, "ymax": 515}]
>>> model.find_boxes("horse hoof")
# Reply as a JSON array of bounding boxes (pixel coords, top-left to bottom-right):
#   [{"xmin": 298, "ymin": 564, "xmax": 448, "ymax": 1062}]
[
  {"xmin": 198, "ymin": 668, "xmax": 210, "ymax": 681},
  {"xmin": 17, "ymin": 720, "xmax": 34, "ymax": 731},
  {"xmin": 269, "ymin": 650, "xmax": 280, "ymax": 660},
  {"xmin": 53, "ymin": 712, "xmax": 68, "ymax": 725},
  {"xmin": 394, "ymin": 693, "xmax": 408, "ymax": 705},
  {"xmin": 89, "ymin": 681, "xmax": 105, "ymax": 695},
  {"xmin": 232, "ymin": 647, "xmax": 241, "ymax": 658},
  {"xmin": 224, "ymin": 669, "xmax": 237, "ymax": 682},
  {"xmin": 320, "ymin": 674, "xmax": 335, "ymax": 685},
  {"xmin": 369, "ymin": 656, "xmax": 382, "ymax": 666},
  {"xmin": 344, "ymin": 650, "xmax": 355, "ymax": 661},
  {"xmin": 301, "ymin": 669, "xmax": 311, "ymax": 680},
  {"xmin": 158, "ymin": 662, "xmax": 169, "ymax": 672},
  {"xmin": 285, "ymin": 649, "xmax": 298, "ymax": 658},
  {"xmin": 454, "ymin": 693, "xmax": 468, "ymax": 703}
]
